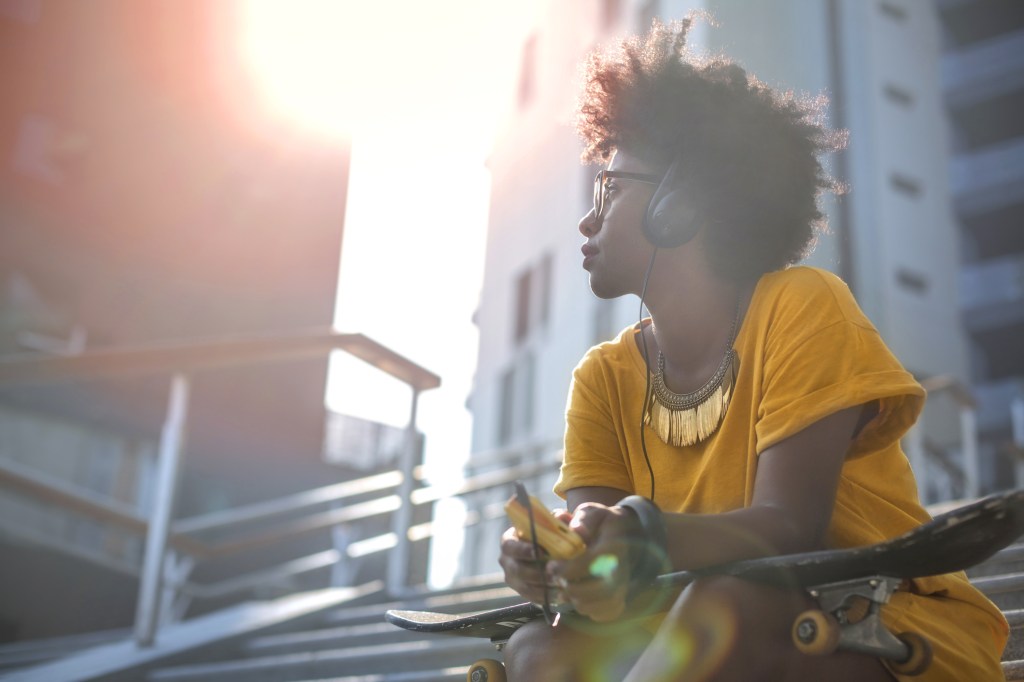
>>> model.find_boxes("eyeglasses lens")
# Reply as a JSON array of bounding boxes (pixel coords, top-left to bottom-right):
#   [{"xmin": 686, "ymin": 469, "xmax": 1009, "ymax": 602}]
[{"xmin": 593, "ymin": 171, "xmax": 605, "ymax": 218}]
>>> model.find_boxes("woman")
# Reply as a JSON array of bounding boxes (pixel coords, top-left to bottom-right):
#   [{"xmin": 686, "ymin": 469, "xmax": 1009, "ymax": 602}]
[{"xmin": 498, "ymin": 17, "xmax": 1006, "ymax": 682}]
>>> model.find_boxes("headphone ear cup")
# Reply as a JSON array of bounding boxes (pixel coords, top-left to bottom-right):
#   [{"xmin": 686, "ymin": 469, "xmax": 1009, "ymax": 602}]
[
  {"xmin": 642, "ymin": 157, "xmax": 701, "ymax": 248},
  {"xmin": 643, "ymin": 190, "xmax": 701, "ymax": 248}
]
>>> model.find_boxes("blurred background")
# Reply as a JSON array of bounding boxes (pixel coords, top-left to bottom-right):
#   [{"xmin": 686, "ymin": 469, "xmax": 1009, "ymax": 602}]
[{"xmin": 0, "ymin": 0, "xmax": 1022, "ymax": 679}]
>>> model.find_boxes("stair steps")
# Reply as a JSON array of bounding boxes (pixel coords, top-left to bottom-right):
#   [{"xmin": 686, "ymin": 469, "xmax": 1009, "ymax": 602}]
[
  {"xmin": 0, "ymin": 629, "xmax": 129, "ymax": 673},
  {"xmin": 967, "ymin": 549, "xmax": 1024, "ymax": 679},
  {"xmin": 6, "ymin": 543, "xmax": 1024, "ymax": 680}
]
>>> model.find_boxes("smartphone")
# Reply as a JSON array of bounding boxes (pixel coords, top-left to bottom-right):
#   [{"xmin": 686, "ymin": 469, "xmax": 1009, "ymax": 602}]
[{"xmin": 505, "ymin": 482, "xmax": 585, "ymax": 560}]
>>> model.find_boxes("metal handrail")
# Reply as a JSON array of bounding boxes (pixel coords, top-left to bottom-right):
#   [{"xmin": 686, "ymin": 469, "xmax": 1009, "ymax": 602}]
[
  {"xmin": 173, "ymin": 470, "xmax": 404, "ymax": 535},
  {"xmin": 462, "ymin": 438, "xmax": 563, "ymax": 471},
  {"xmin": 0, "ymin": 326, "xmax": 440, "ymax": 647},
  {"xmin": 909, "ymin": 374, "xmax": 980, "ymax": 502},
  {"xmin": 0, "ymin": 327, "xmax": 569, "ymax": 645},
  {"xmin": 0, "ymin": 457, "xmax": 149, "ymax": 534},
  {"xmin": 0, "ymin": 443, "xmax": 560, "ymax": 598},
  {"xmin": 0, "ymin": 459, "xmax": 406, "ymax": 560},
  {"xmin": 0, "ymin": 327, "xmax": 440, "ymax": 391},
  {"xmin": 920, "ymin": 375, "xmax": 976, "ymax": 409}
]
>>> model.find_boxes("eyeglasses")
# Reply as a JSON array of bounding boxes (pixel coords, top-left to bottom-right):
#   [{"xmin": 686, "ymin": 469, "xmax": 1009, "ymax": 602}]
[{"xmin": 593, "ymin": 170, "xmax": 660, "ymax": 219}]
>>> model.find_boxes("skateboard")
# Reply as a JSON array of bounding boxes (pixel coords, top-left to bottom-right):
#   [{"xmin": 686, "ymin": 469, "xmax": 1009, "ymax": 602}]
[{"xmin": 387, "ymin": 488, "xmax": 1024, "ymax": 680}]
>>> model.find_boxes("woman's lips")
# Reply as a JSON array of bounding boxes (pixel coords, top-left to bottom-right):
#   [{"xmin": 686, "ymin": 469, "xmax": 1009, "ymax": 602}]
[{"xmin": 582, "ymin": 243, "xmax": 598, "ymax": 269}]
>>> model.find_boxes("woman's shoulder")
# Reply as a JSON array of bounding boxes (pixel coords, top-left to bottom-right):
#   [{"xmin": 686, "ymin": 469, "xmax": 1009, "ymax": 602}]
[
  {"xmin": 754, "ymin": 266, "xmax": 869, "ymax": 327},
  {"xmin": 758, "ymin": 265, "xmax": 850, "ymax": 299},
  {"xmin": 575, "ymin": 323, "xmax": 644, "ymax": 379}
]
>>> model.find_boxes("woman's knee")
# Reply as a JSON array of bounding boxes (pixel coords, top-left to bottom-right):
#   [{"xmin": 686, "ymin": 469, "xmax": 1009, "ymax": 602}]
[
  {"xmin": 504, "ymin": 619, "xmax": 552, "ymax": 675},
  {"xmin": 504, "ymin": 615, "xmax": 650, "ymax": 682},
  {"xmin": 659, "ymin": 577, "xmax": 892, "ymax": 681},
  {"xmin": 648, "ymin": 577, "xmax": 810, "ymax": 678},
  {"xmin": 668, "ymin": 575, "xmax": 811, "ymax": 633}
]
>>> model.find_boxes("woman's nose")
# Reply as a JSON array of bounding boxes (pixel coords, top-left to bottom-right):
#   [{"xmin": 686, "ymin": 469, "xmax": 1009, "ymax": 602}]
[{"xmin": 579, "ymin": 208, "xmax": 600, "ymax": 237}]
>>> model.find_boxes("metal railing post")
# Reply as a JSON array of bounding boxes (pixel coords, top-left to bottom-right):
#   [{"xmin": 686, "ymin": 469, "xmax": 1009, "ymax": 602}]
[
  {"xmin": 960, "ymin": 405, "xmax": 980, "ymax": 499},
  {"xmin": 905, "ymin": 424, "xmax": 928, "ymax": 504},
  {"xmin": 1012, "ymin": 396, "xmax": 1024, "ymax": 488},
  {"xmin": 134, "ymin": 372, "xmax": 190, "ymax": 647},
  {"xmin": 387, "ymin": 388, "xmax": 420, "ymax": 595}
]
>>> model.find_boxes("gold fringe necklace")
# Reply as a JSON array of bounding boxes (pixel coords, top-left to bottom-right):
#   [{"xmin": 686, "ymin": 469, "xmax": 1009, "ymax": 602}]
[{"xmin": 645, "ymin": 306, "xmax": 741, "ymax": 447}]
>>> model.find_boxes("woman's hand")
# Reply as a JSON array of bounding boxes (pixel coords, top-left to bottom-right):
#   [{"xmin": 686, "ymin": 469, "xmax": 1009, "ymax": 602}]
[
  {"xmin": 546, "ymin": 503, "xmax": 642, "ymax": 622},
  {"xmin": 499, "ymin": 508, "xmax": 576, "ymax": 604}
]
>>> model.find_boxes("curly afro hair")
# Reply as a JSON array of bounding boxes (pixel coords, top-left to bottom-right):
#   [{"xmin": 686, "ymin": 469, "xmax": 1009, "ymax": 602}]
[{"xmin": 577, "ymin": 16, "xmax": 846, "ymax": 283}]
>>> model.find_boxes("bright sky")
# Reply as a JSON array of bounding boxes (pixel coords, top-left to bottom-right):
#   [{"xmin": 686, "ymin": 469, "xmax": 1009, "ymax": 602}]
[{"xmin": 240, "ymin": 0, "xmax": 540, "ymax": 583}]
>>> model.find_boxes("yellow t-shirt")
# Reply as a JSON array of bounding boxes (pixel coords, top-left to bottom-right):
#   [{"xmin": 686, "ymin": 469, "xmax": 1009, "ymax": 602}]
[{"xmin": 554, "ymin": 266, "xmax": 1007, "ymax": 680}]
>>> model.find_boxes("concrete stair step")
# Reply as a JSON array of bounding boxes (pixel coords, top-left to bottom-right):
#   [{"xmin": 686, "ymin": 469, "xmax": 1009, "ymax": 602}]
[
  {"xmin": 148, "ymin": 637, "xmax": 498, "ymax": 682},
  {"xmin": 320, "ymin": 585, "xmax": 517, "ymax": 629},
  {"xmin": 973, "ymin": 572, "xmax": 1024, "ymax": 612},
  {"xmin": 244, "ymin": 621, "xmax": 420, "ymax": 655},
  {"xmin": 250, "ymin": 567, "xmax": 1024, "ymax": 679},
  {"xmin": 0, "ymin": 584, "xmax": 384, "ymax": 682},
  {"xmin": 295, "ymin": 671, "xmax": 470, "ymax": 682},
  {"xmin": 0, "ymin": 628, "xmax": 129, "ymax": 672},
  {"xmin": 240, "ymin": 581, "xmax": 520, "ymax": 655},
  {"xmin": 970, "ymin": 544, "xmax": 1024, "ymax": 578}
]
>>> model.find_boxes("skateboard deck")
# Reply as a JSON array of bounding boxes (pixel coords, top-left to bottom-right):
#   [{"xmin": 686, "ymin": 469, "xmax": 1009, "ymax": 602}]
[{"xmin": 387, "ymin": 488, "xmax": 1024, "ymax": 642}]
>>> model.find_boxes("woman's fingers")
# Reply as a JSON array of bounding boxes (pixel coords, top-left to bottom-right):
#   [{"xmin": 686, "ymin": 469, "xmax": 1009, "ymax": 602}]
[{"xmin": 500, "ymin": 526, "xmax": 563, "ymax": 603}]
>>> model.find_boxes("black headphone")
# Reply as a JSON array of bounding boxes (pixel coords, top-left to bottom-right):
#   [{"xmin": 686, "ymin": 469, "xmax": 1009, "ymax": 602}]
[{"xmin": 642, "ymin": 156, "xmax": 702, "ymax": 248}]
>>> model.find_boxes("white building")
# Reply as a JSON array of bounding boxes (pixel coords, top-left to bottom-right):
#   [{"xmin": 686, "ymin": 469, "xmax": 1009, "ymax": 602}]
[{"xmin": 461, "ymin": 0, "xmax": 1020, "ymax": 579}]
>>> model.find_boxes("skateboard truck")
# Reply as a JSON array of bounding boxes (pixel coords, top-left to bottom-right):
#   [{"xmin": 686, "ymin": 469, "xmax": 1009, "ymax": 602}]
[{"xmin": 793, "ymin": 575, "xmax": 932, "ymax": 676}]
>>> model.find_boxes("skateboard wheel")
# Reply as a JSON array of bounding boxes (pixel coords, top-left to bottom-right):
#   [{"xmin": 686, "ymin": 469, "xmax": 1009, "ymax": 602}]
[
  {"xmin": 890, "ymin": 632, "xmax": 933, "ymax": 676},
  {"xmin": 468, "ymin": 658, "xmax": 506, "ymax": 682},
  {"xmin": 792, "ymin": 609, "xmax": 840, "ymax": 656}
]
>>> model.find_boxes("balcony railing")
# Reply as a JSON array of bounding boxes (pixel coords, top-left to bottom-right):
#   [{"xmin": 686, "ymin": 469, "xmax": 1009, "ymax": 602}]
[{"xmin": 942, "ymin": 28, "xmax": 1024, "ymax": 109}]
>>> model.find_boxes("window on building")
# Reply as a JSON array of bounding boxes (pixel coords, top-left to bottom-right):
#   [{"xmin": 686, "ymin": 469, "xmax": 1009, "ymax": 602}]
[
  {"xmin": 521, "ymin": 351, "xmax": 536, "ymax": 434},
  {"xmin": 513, "ymin": 252, "xmax": 554, "ymax": 345},
  {"xmin": 496, "ymin": 353, "xmax": 537, "ymax": 446},
  {"xmin": 514, "ymin": 268, "xmax": 532, "ymax": 345},
  {"xmin": 879, "ymin": 1, "xmax": 908, "ymax": 22},
  {"xmin": 537, "ymin": 253, "xmax": 553, "ymax": 328},
  {"xmin": 895, "ymin": 268, "xmax": 929, "ymax": 296},
  {"xmin": 883, "ymin": 84, "xmax": 915, "ymax": 108},
  {"xmin": 497, "ymin": 366, "xmax": 515, "ymax": 446},
  {"xmin": 890, "ymin": 173, "xmax": 923, "ymax": 199}
]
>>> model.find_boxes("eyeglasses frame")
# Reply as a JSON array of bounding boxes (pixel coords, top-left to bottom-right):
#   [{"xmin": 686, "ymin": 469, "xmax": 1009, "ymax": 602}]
[{"xmin": 593, "ymin": 169, "xmax": 660, "ymax": 219}]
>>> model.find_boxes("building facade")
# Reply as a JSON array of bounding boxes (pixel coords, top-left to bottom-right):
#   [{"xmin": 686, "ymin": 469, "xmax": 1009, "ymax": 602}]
[
  {"xmin": 463, "ymin": 0, "xmax": 1022, "ymax": 579},
  {"xmin": 938, "ymin": 0, "xmax": 1024, "ymax": 483},
  {"xmin": 0, "ymin": 2, "xmax": 355, "ymax": 639}
]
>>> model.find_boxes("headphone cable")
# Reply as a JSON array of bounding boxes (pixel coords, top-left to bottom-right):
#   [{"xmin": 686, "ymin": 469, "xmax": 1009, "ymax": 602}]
[{"xmin": 638, "ymin": 248, "xmax": 658, "ymax": 501}]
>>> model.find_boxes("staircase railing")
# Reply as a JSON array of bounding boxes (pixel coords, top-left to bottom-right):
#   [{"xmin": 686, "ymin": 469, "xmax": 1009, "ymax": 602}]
[
  {"xmin": 906, "ymin": 375, "xmax": 979, "ymax": 503},
  {"xmin": 0, "ymin": 328, "xmax": 440, "ymax": 647}
]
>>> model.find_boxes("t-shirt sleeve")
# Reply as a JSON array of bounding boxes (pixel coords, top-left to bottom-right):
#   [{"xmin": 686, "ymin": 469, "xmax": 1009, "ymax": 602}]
[
  {"xmin": 754, "ymin": 275, "xmax": 925, "ymax": 457},
  {"xmin": 554, "ymin": 349, "xmax": 635, "ymax": 499}
]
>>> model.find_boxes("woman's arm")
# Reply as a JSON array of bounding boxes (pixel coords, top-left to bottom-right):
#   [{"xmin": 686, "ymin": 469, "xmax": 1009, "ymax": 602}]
[
  {"xmin": 550, "ymin": 405, "xmax": 864, "ymax": 621},
  {"xmin": 661, "ymin": 404, "xmax": 861, "ymax": 569}
]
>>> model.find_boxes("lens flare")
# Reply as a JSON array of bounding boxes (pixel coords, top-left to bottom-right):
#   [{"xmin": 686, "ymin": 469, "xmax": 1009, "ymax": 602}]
[{"xmin": 590, "ymin": 553, "xmax": 620, "ymax": 581}]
